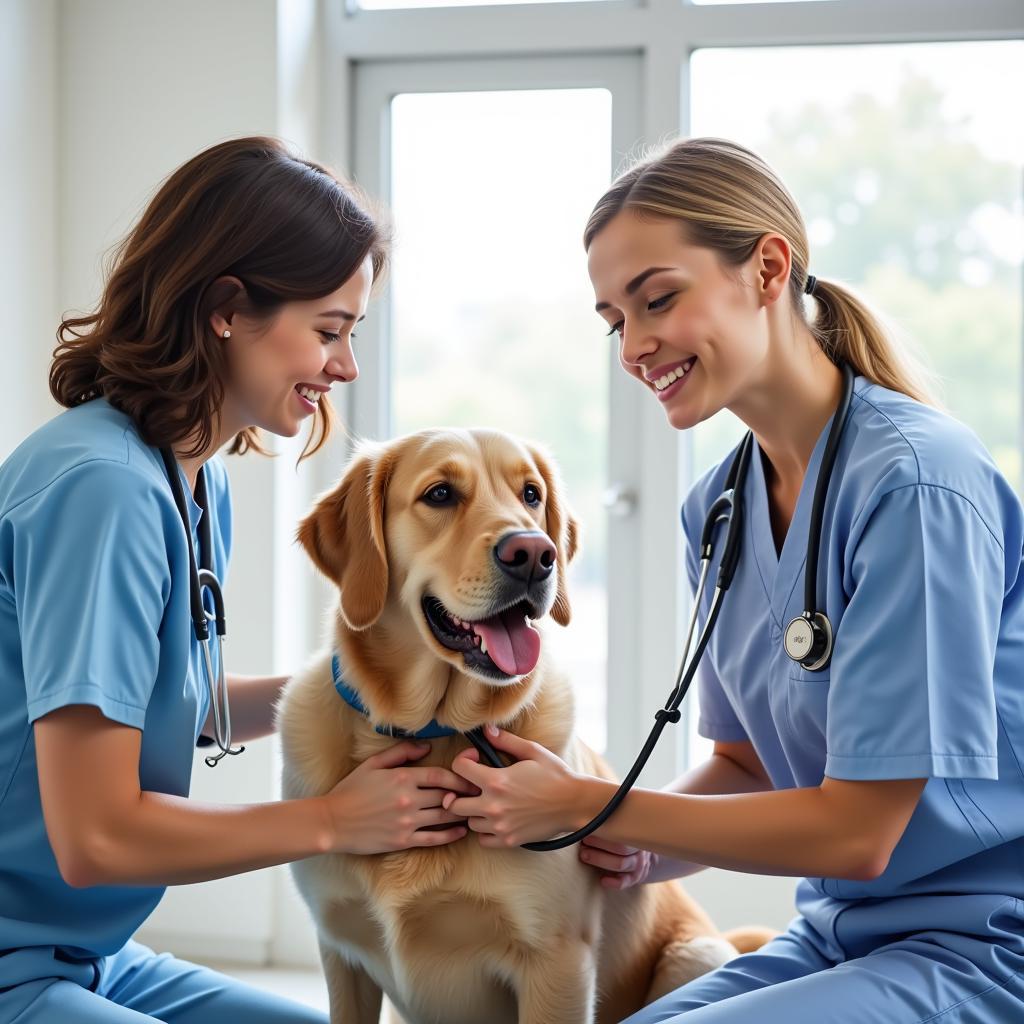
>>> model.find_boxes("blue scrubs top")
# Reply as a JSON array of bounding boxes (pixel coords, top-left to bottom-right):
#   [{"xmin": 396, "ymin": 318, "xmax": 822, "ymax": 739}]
[
  {"xmin": 683, "ymin": 376, "xmax": 1024, "ymax": 932},
  {"xmin": 0, "ymin": 398, "xmax": 231, "ymax": 978}
]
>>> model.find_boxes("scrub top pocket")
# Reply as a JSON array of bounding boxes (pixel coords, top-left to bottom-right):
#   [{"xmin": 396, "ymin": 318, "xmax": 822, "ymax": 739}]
[{"xmin": 787, "ymin": 673, "xmax": 830, "ymax": 761}]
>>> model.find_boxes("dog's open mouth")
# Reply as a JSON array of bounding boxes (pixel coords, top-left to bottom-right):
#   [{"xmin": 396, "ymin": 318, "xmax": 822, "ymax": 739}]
[{"xmin": 422, "ymin": 595, "xmax": 542, "ymax": 678}]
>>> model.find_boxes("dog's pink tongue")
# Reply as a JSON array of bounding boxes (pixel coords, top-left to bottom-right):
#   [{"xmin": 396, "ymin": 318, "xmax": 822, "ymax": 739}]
[{"xmin": 473, "ymin": 609, "xmax": 540, "ymax": 676}]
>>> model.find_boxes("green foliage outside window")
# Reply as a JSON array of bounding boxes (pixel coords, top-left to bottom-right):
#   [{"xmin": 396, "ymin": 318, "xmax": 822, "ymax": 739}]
[{"xmin": 695, "ymin": 72, "xmax": 1023, "ymax": 493}]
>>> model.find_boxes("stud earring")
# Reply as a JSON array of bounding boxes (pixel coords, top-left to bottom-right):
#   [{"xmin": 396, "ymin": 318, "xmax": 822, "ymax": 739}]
[{"xmin": 223, "ymin": 330, "xmax": 231, "ymax": 339}]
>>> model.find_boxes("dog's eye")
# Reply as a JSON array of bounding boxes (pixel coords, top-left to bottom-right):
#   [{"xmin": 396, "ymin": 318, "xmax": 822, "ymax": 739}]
[
  {"xmin": 422, "ymin": 483, "xmax": 456, "ymax": 506},
  {"xmin": 523, "ymin": 484, "xmax": 542, "ymax": 507}
]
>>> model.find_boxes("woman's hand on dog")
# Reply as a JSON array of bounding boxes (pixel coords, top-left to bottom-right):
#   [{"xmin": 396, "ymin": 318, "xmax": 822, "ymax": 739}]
[
  {"xmin": 322, "ymin": 739, "xmax": 479, "ymax": 854},
  {"xmin": 579, "ymin": 836, "xmax": 657, "ymax": 889},
  {"xmin": 444, "ymin": 726, "xmax": 580, "ymax": 847}
]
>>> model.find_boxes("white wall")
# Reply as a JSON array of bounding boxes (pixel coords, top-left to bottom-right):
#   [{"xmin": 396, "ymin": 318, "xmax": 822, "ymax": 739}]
[{"xmin": 1, "ymin": 0, "xmax": 58, "ymax": 456}]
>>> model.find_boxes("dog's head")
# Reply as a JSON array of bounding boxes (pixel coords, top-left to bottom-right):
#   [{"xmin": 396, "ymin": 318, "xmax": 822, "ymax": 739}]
[{"xmin": 298, "ymin": 429, "xmax": 579, "ymax": 685}]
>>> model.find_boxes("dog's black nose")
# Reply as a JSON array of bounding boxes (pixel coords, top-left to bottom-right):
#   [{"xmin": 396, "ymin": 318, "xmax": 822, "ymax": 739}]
[{"xmin": 494, "ymin": 531, "xmax": 556, "ymax": 583}]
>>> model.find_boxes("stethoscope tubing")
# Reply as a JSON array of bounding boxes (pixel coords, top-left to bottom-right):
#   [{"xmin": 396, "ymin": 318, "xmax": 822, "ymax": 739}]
[
  {"xmin": 477, "ymin": 567, "xmax": 729, "ymax": 852},
  {"xmin": 159, "ymin": 448, "xmax": 243, "ymax": 767},
  {"xmin": 802, "ymin": 362, "xmax": 854, "ymax": 613}
]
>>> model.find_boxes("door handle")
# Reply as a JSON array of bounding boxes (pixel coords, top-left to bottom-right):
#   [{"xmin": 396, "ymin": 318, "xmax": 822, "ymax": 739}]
[{"xmin": 602, "ymin": 483, "xmax": 637, "ymax": 519}]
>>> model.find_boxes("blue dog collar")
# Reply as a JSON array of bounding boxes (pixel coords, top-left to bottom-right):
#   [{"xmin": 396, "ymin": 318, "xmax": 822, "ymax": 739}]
[{"xmin": 331, "ymin": 654, "xmax": 458, "ymax": 740}]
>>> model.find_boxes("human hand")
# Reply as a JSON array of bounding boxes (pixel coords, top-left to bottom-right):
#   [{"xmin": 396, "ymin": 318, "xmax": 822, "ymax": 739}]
[
  {"xmin": 323, "ymin": 740, "xmax": 477, "ymax": 855},
  {"xmin": 443, "ymin": 725, "xmax": 580, "ymax": 847},
  {"xmin": 579, "ymin": 835, "xmax": 657, "ymax": 889}
]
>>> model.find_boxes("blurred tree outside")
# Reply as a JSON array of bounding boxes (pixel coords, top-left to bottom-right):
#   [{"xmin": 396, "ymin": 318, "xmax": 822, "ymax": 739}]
[{"xmin": 694, "ymin": 71, "xmax": 1023, "ymax": 492}]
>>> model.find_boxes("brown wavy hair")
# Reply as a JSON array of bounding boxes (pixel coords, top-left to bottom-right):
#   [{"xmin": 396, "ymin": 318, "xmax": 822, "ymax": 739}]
[
  {"xmin": 585, "ymin": 137, "xmax": 941, "ymax": 406},
  {"xmin": 50, "ymin": 136, "xmax": 390, "ymax": 460}
]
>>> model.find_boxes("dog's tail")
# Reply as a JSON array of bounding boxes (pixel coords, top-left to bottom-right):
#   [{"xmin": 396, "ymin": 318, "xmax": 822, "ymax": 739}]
[{"xmin": 722, "ymin": 925, "xmax": 779, "ymax": 955}]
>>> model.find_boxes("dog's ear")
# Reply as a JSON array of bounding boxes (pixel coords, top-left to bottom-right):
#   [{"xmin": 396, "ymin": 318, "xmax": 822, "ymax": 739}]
[
  {"xmin": 528, "ymin": 443, "xmax": 580, "ymax": 627},
  {"xmin": 297, "ymin": 445, "xmax": 395, "ymax": 630}
]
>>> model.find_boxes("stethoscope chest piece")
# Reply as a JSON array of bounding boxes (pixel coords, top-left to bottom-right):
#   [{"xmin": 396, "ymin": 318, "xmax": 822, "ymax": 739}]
[{"xmin": 784, "ymin": 610, "xmax": 833, "ymax": 672}]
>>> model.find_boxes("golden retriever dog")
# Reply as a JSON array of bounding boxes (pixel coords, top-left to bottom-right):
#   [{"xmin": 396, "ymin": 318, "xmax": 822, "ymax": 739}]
[{"xmin": 277, "ymin": 428, "xmax": 770, "ymax": 1024}]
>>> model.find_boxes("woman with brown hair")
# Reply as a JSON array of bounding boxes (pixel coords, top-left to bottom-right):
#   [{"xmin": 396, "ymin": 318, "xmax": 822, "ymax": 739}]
[{"xmin": 0, "ymin": 136, "xmax": 471, "ymax": 1022}]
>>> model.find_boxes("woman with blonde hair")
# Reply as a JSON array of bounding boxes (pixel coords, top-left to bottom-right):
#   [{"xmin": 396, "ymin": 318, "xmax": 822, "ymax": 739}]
[
  {"xmin": 448, "ymin": 137, "xmax": 1024, "ymax": 1021},
  {"xmin": 0, "ymin": 136, "xmax": 472, "ymax": 1023}
]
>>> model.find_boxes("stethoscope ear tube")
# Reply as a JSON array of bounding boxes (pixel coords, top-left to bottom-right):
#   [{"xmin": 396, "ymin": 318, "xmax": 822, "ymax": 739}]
[
  {"xmin": 199, "ymin": 631, "xmax": 244, "ymax": 767},
  {"xmin": 717, "ymin": 433, "xmax": 752, "ymax": 592}
]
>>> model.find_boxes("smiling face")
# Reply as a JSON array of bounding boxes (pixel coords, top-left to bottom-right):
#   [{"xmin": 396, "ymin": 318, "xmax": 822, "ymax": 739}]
[
  {"xmin": 299, "ymin": 429, "xmax": 578, "ymax": 689},
  {"xmin": 215, "ymin": 256, "xmax": 373, "ymax": 440},
  {"xmin": 587, "ymin": 211, "xmax": 772, "ymax": 431}
]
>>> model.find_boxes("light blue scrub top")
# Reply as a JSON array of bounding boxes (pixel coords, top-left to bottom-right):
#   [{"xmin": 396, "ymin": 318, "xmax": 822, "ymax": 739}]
[
  {"xmin": 0, "ymin": 398, "xmax": 231, "ymax": 974},
  {"xmin": 684, "ymin": 376, "xmax": 1024, "ymax": 917}
]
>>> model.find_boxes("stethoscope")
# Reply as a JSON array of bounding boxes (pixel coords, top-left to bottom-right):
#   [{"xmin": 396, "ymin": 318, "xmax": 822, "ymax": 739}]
[
  {"xmin": 159, "ymin": 449, "xmax": 244, "ymax": 767},
  {"xmin": 469, "ymin": 361, "xmax": 856, "ymax": 851}
]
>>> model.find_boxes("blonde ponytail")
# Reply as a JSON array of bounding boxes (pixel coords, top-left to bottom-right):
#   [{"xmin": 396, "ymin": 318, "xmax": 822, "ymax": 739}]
[{"xmin": 808, "ymin": 277, "xmax": 942, "ymax": 407}]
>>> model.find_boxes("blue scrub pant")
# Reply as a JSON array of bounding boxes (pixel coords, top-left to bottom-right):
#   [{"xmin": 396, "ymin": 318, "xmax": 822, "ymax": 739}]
[
  {"xmin": 622, "ymin": 895, "xmax": 1024, "ymax": 1023},
  {"xmin": 0, "ymin": 941, "xmax": 328, "ymax": 1023}
]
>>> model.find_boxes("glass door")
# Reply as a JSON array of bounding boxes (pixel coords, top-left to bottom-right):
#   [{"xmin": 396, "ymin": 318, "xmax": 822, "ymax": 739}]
[{"xmin": 353, "ymin": 56, "xmax": 642, "ymax": 761}]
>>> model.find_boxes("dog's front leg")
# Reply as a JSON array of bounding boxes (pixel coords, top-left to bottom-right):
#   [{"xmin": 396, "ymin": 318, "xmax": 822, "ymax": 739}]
[
  {"xmin": 517, "ymin": 938, "xmax": 597, "ymax": 1024},
  {"xmin": 319, "ymin": 941, "xmax": 383, "ymax": 1024}
]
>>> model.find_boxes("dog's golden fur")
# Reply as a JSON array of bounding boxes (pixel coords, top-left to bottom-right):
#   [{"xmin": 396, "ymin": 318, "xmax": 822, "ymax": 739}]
[{"xmin": 277, "ymin": 429, "xmax": 769, "ymax": 1024}]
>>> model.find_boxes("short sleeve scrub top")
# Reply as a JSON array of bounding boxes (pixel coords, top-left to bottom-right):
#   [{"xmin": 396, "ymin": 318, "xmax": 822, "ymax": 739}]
[
  {"xmin": 626, "ymin": 376, "xmax": 1024, "ymax": 1022},
  {"xmin": 0, "ymin": 398, "xmax": 231, "ymax": 987}
]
